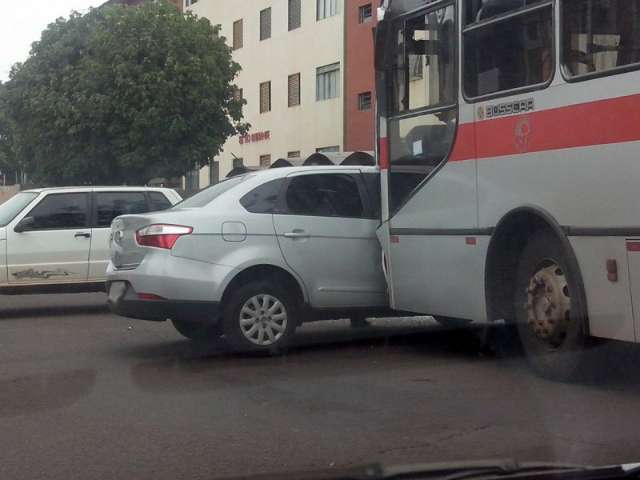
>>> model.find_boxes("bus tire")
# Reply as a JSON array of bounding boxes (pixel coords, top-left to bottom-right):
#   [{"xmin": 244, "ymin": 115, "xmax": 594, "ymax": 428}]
[{"xmin": 514, "ymin": 230, "xmax": 592, "ymax": 381}]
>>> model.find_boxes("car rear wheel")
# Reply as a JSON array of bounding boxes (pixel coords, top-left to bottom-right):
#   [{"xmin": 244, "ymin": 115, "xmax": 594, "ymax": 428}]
[
  {"xmin": 222, "ymin": 281, "xmax": 298, "ymax": 354},
  {"xmin": 514, "ymin": 231, "xmax": 593, "ymax": 381},
  {"xmin": 171, "ymin": 318, "xmax": 222, "ymax": 342}
]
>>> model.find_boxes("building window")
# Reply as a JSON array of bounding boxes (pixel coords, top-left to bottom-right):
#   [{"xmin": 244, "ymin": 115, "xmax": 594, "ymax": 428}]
[
  {"xmin": 260, "ymin": 155, "xmax": 272, "ymax": 168},
  {"xmin": 358, "ymin": 4, "xmax": 372, "ymax": 24},
  {"xmin": 233, "ymin": 19, "xmax": 243, "ymax": 50},
  {"xmin": 288, "ymin": 73, "xmax": 301, "ymax": 107},
  {"xmin": 288, "ymin": 151, "xmax": 301, "ymax": 158},
  {"xmin": 233, "ymin": 158, "xmax": 244, "ymax": 169},
  {"xmin": 358, "ymin": 91, "xmax": 372, "ymax": 111},
  {"xmin": 316, "ymin": 63, "xmax": 340, "ymax": 101},
  {"xmin": 260, "ymin": 7, "xmax": 272, "ymax": 41},
  {"xmin": 260, "ymin": 81, "xmax": 271, "ymax": 113},
  {"xmin": 317, "ymin": 0, "xmax": 339, "ymax": 20},
  {"xmin": 316, "ymin": 146, "xmax": 340, "ymax": 153},
  {"xmin": 185, "ymin": 0, "xmax": 198, "ymax": 7},
  {"xmin": 289, "ymin": 0, "xmax": 302, "ymax": 30}
]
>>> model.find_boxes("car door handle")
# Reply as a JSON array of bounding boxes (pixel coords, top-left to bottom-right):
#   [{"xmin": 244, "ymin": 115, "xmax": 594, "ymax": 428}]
[
  {"xmin": 74, "ymin": 232, "xmax": 91, "ymax": 239},
  {"xmin": 283, "ymin": 230, "xmax": 309, "ymax": 239}
]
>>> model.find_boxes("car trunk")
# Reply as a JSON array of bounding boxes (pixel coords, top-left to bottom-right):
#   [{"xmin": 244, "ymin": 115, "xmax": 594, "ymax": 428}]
[{"xmin": 110, "ymin": 214, "xmax": 155, "ymax": 270}]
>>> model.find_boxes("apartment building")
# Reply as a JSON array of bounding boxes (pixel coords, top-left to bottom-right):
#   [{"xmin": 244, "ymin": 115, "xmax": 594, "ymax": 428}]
[{"xmin": 185, "ymin": 0, "xmax": 377, "ymax": 185}]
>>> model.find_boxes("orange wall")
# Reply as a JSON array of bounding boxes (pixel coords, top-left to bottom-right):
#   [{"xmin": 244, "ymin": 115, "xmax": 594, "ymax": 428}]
[{"xmin": 344, "ymin": 0, "xmax": 377, "ymax": 152}]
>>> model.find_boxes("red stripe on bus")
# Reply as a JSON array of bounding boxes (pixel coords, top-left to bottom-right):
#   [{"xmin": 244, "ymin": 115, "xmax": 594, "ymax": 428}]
[
  {"xmin": 627, "ymin": 241, "xmax": 640, "ymax": 252},
  {"xmin": 379, "ymin": 137, "xmax": 390, "ymax": 169},
  {"xmin": 448, "ymin": 93, "xmax": 640, "ymax": 162}
]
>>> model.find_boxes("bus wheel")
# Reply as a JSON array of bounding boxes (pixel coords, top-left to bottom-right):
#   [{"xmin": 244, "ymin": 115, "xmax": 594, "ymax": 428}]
[{"xmin": 514, "ymin": 231, "xmax": 591, "ymax": 381}]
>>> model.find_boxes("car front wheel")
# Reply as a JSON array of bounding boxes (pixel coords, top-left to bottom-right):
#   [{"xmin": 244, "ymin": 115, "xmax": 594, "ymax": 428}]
[{"xmin": 222, "ymin": 281, "xmax": 298, "ymax": 354}]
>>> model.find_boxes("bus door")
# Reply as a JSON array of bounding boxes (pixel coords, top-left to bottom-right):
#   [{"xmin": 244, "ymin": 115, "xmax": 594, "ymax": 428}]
[{"xmin": 377, "ymin": 1, "xmax": 481, "ymax": 318}]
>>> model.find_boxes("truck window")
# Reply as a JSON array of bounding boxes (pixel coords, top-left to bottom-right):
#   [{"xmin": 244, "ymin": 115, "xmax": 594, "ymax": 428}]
[{"xmin": 562, "ymin": 0, "xmax": 640, "ymax": 78}]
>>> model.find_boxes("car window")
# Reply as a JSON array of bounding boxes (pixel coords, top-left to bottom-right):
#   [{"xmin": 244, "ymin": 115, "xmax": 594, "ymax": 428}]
[
  {"xmin": 284, "ymin": 174, "xmax": 364, "ymax": 218},
  {"xmin": 149, "ymin": 191, "xmax": 172, "ymax": 211},
  {"xmin": 26, "ymin": 193, "xmax": 89, "ymax": 230},
  {"xmin": 176, "ymin": 176, "xmax": 245, "ymax": 208},
  {"xmin": 240, "ymin": 179, "xmax": 284, "ymax": 214},
  {"xmin": 0, "ymin": 192, "xmax": 38, "ymax": 227},
  {"xmin": 95, "ymin": 192, "xmax": 148, "ymax": 228}
]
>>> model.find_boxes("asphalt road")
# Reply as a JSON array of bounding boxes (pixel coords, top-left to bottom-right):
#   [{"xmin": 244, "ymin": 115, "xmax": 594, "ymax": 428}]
[{"xmin": 2, "ymin": 293, "xmax": 640, "ymax": 480}]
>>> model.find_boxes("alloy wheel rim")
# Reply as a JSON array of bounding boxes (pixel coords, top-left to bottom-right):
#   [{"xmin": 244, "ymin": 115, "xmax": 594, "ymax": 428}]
[{"xmin": 239, "ymin": 294, "xmax": 287, "ymax": 346}]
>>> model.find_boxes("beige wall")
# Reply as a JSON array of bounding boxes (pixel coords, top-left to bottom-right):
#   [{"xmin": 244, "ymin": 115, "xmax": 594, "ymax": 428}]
[{"xmin": 188, "ymin": 0, "xmax": 345, "ymax": 184}]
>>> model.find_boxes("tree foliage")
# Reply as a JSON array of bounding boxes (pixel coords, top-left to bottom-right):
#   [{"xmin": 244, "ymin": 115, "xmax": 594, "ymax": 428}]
[{"xmin": 3, "ymin": 0, "xmax": 246, "ymax": 185}]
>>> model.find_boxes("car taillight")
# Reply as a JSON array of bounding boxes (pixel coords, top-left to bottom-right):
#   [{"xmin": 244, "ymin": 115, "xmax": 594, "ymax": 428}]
[{"xmin": 135, "ymin": 224, "xmax": 193, "ymax": 249}]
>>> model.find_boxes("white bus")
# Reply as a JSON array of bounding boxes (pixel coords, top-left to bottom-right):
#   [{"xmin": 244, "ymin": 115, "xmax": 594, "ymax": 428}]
[{"xmin": 374, "ymin": 0, "xmax": 640, "ymax": 379}]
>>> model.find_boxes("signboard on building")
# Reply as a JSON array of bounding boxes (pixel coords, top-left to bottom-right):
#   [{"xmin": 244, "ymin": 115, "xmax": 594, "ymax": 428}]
[{"xmin": 239, "ymin": 130, "xmax": 271, "ymax": 145}]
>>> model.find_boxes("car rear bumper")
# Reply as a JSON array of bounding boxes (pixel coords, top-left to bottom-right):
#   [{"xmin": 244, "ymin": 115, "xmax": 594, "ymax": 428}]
[{"xmin": 107, "ymin": 280, "xmax": 220, "ymax": 323}]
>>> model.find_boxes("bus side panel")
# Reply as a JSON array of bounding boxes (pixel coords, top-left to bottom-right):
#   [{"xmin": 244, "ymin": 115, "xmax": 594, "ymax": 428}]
[
  {"xmin": 389, "ymin": 157, "xmax": 487, "ymax": 321},
  {"xmin": 389, "ymin": 234, "xmax": 488, "ymax": 321},
  {"xmin": 569, "ymin": 237, "xmax": 635, "ymax": 342}
]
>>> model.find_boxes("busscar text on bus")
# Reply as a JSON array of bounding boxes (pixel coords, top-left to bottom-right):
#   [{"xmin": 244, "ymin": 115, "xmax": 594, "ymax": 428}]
[{"xmin": 373, "ymin": 0, "xmax": 640, "ymax": 379}]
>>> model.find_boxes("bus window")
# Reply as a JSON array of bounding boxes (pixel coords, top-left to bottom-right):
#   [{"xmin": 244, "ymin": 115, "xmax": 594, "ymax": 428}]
[
  {"xmin": 391, "ymin": 6, "xmax": 456, "ymax": 113},
  {"xmin": 463, "ymin": 1, "xmax": 553, "ymax": 98},
  {"xmin": 562, "ymin": 0, "xmax": 640, "ymax": 78},
  {"xmin": 464, "ymin": 0, "xmax": 546, "ymax": 25}
]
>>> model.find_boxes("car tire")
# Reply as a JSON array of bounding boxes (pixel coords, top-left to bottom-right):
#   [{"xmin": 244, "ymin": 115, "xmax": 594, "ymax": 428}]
[
  {"xmin": 514, "ymin": 230, "xmax": 593, "ymax": 381},
  {"xmin": 171, "ymin": 318, "xmax": 222, "ymax": 342},
  {"xmin": 222, "ymin": 281, "xmax": 298, "ymax": 354}
]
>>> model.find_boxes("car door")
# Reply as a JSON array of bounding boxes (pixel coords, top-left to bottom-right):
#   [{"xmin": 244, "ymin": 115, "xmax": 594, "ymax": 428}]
[
  {"xmin": 6, "ymin": 192, "xmax": 92, "ymax": 284},
  {"xmin": 89, "ymin": 191, "xmax": 150, "ymax": 281},
  {"xmin": 273, "ymin": 171, "xmax": 387, "ymax": 309}
]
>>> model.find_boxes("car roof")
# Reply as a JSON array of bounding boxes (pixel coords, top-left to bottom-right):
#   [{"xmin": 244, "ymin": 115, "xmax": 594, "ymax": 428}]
[{"xmin": 22, "ymin": 186, "xmax": 176, "ymax": 194}]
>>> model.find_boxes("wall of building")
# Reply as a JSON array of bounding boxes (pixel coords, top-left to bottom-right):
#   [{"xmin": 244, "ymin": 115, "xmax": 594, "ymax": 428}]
[
  {"xmin": 344, "ymin": 1, "xmax": 377, "ymax": 153},
  {"xmin": 189, "ymin": 0, "xmax": 345, "ymax": 182}
]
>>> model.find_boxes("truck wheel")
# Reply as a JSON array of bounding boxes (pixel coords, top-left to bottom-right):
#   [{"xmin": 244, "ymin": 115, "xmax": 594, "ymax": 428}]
[
  {"xmin": 171, "ymin": 318, "xmax": 222, "ymax": 342},
  {"xmin": 222, "ymin": 281, "xmax": 298, "ymax": 354},
  {"xmin": 514, "ymin": 231, "xmax": 592, "ymax": 381}
]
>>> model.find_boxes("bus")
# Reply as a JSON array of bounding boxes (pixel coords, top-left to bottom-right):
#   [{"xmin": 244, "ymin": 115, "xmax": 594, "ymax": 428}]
[{"xmin": 373, "ymin": 0, "xmax": 640, "ymax": 379}]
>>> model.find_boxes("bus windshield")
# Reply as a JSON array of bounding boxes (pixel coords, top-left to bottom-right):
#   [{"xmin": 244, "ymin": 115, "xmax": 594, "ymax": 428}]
[{"xmin": 386, "ymin": 3, "xmax": 457, "ymax": 212}]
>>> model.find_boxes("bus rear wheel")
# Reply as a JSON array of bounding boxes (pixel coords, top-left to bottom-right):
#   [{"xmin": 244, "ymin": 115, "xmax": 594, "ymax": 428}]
[{"xmin": 514, "ymin": 231, "xmax": 592, "ymax": 381}]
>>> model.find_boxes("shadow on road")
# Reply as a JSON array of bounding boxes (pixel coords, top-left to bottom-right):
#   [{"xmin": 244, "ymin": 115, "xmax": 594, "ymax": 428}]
[
  {"xmin": 0, "ymin": 369, "xmax": 96, "ymax": 417},
  {"xmin": 0, "ymin": 303, "xmax": 108, "ymax": 320},
  {"xmin": 124, "ymin": 321, "xmax": 515, "ymax": 394}
]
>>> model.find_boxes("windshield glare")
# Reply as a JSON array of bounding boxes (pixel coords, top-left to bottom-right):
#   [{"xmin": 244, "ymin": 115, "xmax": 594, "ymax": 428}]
[{"xmin": 0, "ymin": 192, "xmax": 38, "ymax": 227}]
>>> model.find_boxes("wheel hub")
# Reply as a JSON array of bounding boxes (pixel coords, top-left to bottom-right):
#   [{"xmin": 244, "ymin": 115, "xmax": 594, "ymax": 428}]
[
  {"xmin": 239, "ymin": 294, "xmax": 287, "ymax": 347},
  {"xmin": 524, "ymin": 262, "xmax": 572, "ymax": 347}
]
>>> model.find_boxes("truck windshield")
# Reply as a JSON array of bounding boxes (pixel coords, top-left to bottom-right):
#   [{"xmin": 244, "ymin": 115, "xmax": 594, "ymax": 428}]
[{"xmin": 0, "ymin": 192, "xmax": 38, "ymax": 227}]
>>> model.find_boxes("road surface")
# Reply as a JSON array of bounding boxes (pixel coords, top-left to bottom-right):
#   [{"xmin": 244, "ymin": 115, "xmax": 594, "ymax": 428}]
[{"xmin": 1, "ymin": 293, "xmax": 640, "ymax": 479}]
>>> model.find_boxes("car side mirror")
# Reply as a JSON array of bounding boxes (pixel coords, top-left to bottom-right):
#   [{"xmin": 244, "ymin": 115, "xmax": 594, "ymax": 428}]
[{"xmin": 14, "ymin": 216, "xmax": 35, "ymax": 233}]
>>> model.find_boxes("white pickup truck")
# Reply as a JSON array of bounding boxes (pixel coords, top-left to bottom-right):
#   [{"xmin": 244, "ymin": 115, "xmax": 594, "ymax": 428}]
[{"xmin": 0, "ymin": 186, "xmax": 181, "ymax": 294}]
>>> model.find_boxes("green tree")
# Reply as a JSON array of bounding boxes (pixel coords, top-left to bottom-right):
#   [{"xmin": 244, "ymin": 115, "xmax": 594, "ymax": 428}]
[
  {"xmin": 0, "ymin": 83, "xmax": 20, "ymax": 183},
  {"xmin": 3, "ymin": 0, "xmax": 246, "ymax": 186}
]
